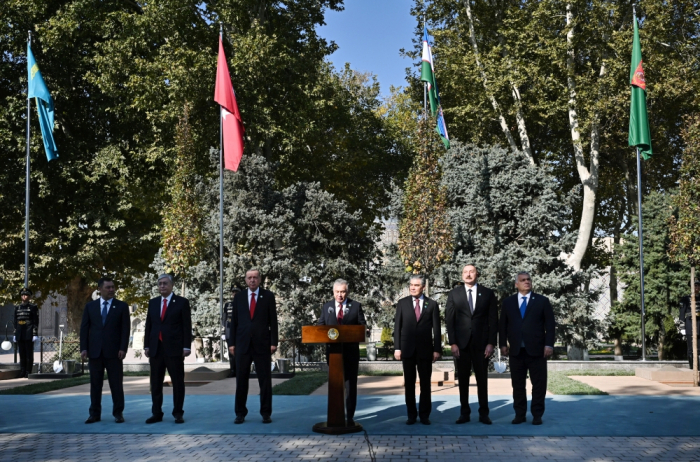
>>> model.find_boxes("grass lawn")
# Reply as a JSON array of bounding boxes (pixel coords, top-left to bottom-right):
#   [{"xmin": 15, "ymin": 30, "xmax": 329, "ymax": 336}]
[
  {"xmin": 0, "ymin": 370, "xmax": 151, "ymax": 395},
  {"xmin": 547, "ymin": 369, "xmax": 635, "ymax": 395},
  {"xmin": 271, "ymin": 371, "xmax": 327, "ymax": 395}
]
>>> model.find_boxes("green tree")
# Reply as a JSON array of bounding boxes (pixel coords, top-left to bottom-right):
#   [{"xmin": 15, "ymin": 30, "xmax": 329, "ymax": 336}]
[
  {"xmin": 611, "ymin": 191, "xmax": 688, "ymax": 359},
  {"xmin": 439, "ymin": 142, "xmax": 601, "ymax": 351},
  {"xmin": 398, "ymin": 116, "xmax": 453, "ymax": 282},
  {"xmin": 408, "ymin": 0, "xmax": 700, "ymax": 270},
  {"xmin": 161, "ymin": 105, "xmax": 206, "ymax": 286}
]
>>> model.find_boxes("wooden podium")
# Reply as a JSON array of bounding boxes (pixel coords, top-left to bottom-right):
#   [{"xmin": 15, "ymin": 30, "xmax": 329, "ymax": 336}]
[{"xmin": 302, "ymin": 325, "xmax": 365, "ymax": 434}]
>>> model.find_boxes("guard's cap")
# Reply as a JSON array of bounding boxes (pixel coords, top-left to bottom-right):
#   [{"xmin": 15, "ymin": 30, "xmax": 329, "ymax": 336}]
[
  {"xmin": 19, "ymin": 287, "xmax": 32, "ymax": 296},
  {"xmin": 230, "ymin": 285, "xmax": 242, "ymax": 293}
]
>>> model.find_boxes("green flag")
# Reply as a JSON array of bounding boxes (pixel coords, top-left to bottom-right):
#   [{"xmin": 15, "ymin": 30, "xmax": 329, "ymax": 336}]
[
  {"xmin": 420, "ymin": 27, "xmax": 450, "ymax": 148},
  {"xmin": 628, "ymin": 16, "xmax": 652, "ymax": 159}
]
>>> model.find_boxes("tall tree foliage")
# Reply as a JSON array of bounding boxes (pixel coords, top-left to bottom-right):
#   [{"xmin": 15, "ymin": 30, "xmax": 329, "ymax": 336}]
[
  {"xmin": 439, "ymin": 142, "xmax": 601, "ymax": 350},
  {"xmin": 397, "ymin": 116, "xmax": 453, "ymax": 281},
  {"xmin": 0, "ymin": 1, "xmax": 411, "ymax": 329},
  {"xmin": 611, "ymin": 191, "xmax": 688, "ymax": 359},
  {"xmin": 161, "ymin": 106, "xmax": 206, "ymax": 284},
  {"xmin": 408, "ymin": 0, "xmax": 700, "ymax": 270}
]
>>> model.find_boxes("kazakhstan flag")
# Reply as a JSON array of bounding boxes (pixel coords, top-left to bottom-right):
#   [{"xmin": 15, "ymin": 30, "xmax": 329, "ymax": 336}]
[{"xmin": 27, "ymin": 43, "xmax": 58, "ymax": 161}]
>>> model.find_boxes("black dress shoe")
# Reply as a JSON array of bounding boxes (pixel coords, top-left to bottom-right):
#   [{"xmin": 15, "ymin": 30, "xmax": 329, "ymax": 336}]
[
  {"xmin": 406, "ymin": 417, "xmax": 417, "ymax": 425},
  {"xmin": 455, "ymin": 415, "xmax": 470, "ymax": 424},
  {"xmin": 347, "ymin": 419, "xmax": 355, "ymax": 427},
  {"xmin": 234, "ymin": 415, "xmax": 245, "ymax": 424},
  {"xmin": 262, "ymin": 415, "xmax": 272, "ymax": 424},
  {"xmin": 478, "ymin": 416, "xmax": 492, "ymax": 425},
  {"xmin": 114, "ymin": 415, "xmax": 124, "ymax": 423},
  {"xmin": 145, "ymin": 415, "xmax": 163, "ymax": 424},
  {"xmin": 85, "ymin": 416, "xmax": 100, "ymax": 424},
  {"xmin": 175, "ymin": 416, "xmax": 185, "ymax": 424},
  {"xmin": 420, "ymin": 418, "xmax": 431, "ymax": 425},
  {"xmin": 512, "ymin": 416, "xmax": 526, "ymax": 424},
  {"xmin": 532, "ymin": 416, "xmax": 543, "ymax": 425}
]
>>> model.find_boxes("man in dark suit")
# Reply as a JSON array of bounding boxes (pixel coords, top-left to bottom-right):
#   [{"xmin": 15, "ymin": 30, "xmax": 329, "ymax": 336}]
[
  {"xmin": 229, "ymin": 269, "xmax": 278, "ymax": 424},
  {"xmin": 222, "ymin": 285, "xmax": 242, "ymax": 377},
  {"xmin": 394, "ymin": 275, "xmax": 441, "ymax": 425},
  {"xmin": 317, "ymin": 278, "xmax": 366, "ymax": 426},
  {"xmin": 144, "ymin": 274, "xmax": 192, "ymax": 424},
  {"xmin": 14, "ymin": 288, "xmax": 39, "ymax": 378},
  {"xmin": 445, "ymin": 264, "xmax": 498, "ymax": 425},
  {"xmin": 80, "ymin": 277, "xmax": 130, "ymax": 424},
  {"xmin": 499, "ymin": 271, "xmax": 555, "ymax": 425}
]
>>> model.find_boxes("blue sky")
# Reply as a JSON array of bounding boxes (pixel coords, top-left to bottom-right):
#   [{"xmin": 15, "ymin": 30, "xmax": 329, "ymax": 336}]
[{"xmin": 318, "ymin": 0, "xmax": 418, "ymax": 97}]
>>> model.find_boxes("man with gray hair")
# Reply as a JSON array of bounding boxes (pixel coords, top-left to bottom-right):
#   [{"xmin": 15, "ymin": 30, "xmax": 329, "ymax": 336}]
[
  {"xmin": 317, "ymin": 278, "xmax": 366, "ymax": 426},
  {"xmin": 144, "ymin": 274, "xmax": 192, "ymax": 424},
  {"xmin": 499, "ymin": 271, "xmax": 555, "ymax": 425}
]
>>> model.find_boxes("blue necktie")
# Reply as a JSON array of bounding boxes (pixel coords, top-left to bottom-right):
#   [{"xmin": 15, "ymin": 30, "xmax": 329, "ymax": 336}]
[
  {"xmin": 101, "ymin": 301, "xmax": 109, "ymax": 325},
  {"xmin": 519, "ymin": 297, "xmax": 527, "ymax": 318}
]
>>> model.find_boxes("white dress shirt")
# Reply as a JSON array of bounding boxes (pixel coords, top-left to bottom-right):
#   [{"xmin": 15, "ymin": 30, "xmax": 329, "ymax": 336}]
[
  {"xmin": 412, "ymin": 294, "xmax": 425, "ymax": 314},
  {"xmin": 99, "ymin": 297, "xmax": 114, "ymax": 312},
  {"xmin": 160, "ymin": 293, "xmax": 173, "ymax": 317},
  {"xmin": 248, "ymin": 288, "xmax": 260, "ymax": 311}
]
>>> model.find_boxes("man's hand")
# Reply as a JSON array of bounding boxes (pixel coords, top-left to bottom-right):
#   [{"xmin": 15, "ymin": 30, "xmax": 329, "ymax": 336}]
[
  {"xmin": 183, "ymin": 349, "xmax": 191, "ymax": 357},
  {"xmin": 544, "ymin": 346, "xmax": 554, "ymax": 358},
  {"xmin": 500, "ymin": 346, "xmax": 509, "ymax": 357},
  {"xmin": 394, "ymin": 350, "xmax": 401, "ymax": 361},
  {"xmin": 229, "ymin": 346, "xmax": 235, "ymax": 356},
  {"xmin": 484, "ymin": 344, "xmax": 494, "ymax": 359},
  {"xmin": 270, "ymin": 345, "xmax": 277, "ymax": 354},
  {"xmin": 144, "ymin": 348, "xmax": 150, "ymax": 358},
  {"xmin": 12, "ymin": 336, "xmax": 15, "ymax": 343},
  {"xmin": 81, "ymin": 350, "xmax": 88, "ymax": 361},
  {"xmin": 450, "ymin": 344, "xmax": 460, "ymax": 359},
  {"xmin": 118, "ymin": 350, "xmax": 125, "ymax": 360},
  {"xmin": 432, "ymin": 352, "xmax": 440, "ymax": 363}
]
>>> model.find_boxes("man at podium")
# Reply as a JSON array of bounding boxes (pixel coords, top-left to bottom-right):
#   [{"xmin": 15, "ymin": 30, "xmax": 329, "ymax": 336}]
[{"xmin": 317, "ymin": 279, "xmax": 366, "ymax": 425}]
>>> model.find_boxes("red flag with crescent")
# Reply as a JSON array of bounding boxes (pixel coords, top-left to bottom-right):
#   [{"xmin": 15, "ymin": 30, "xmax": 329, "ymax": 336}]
[{"xmin": 214, "ymin": 37, "xmax": 245, "ymax": 171}]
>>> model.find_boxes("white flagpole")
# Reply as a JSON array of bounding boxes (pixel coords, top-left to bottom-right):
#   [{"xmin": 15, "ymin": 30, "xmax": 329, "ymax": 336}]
[{"xmin": 24, "ymin": 30, "xmax": 32, "ymax": 288}]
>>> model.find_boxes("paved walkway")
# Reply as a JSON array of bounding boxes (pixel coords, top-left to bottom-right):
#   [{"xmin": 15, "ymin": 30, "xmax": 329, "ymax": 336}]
[{"xmin": 0, "ymin": 433, "xmax": 698, "ymax": 461}]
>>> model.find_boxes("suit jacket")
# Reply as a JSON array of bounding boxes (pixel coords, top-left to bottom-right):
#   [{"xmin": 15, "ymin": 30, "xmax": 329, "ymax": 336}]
[
  {"xmin": 317, "ymin": 298, "xmax": 366, "ymax": 358},
  {"xmin": 680, "ymin": 295, "xmax": 699, "ymax": 320},
  {"xmin": 499, "ymin": 292, "xmax": 555, "ymax": 357},
  {"xmin": 80, "ymin": 298, "xmax": 130, "ymax": 359},
  {"xmin": 393, "ymin": 295, "xmax": 441, "ymax": 359},
  {"xmin": 144, "ymin": 294, "xmax": 192, "ymax": 357},
  {"xmin": 445, "ymin": 284, "xmax": 498, "ymax": 350},
  {"xmin": 227, "ymin": 288, "xmax": 278, "ymax": 356}
]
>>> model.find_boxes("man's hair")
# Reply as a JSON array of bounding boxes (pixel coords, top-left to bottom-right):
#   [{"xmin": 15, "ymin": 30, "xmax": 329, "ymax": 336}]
[
  {"xmin": 97, "ymin": 276, "xmax": 115, "ymax": 288},
  {"xmin": 246, "ymin": 268, "xmax": 261, "ymax": 278},
  {"xmin": 409, "ymin": 274, "xmax": 426, "ymax": 286},
  {"xmin": 462, "ymin": 264, "xmax": 479, "ymax": 275},
  {"xmin": 157, "ymin": 274, "xmax": 174, "ymax": 284},
  {"xmin": 333, "ymin": 278, "xmax": 349, "ymax": 290},
  {"xmin": 515, "ymin": 271, "xmax": 531, "ymax": 284}
]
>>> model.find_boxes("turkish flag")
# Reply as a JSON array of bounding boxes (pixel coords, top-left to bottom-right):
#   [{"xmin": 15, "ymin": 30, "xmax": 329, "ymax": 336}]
[{"xmin": 214, "ymin": 37, "xmax": 244, "ymax": 171}]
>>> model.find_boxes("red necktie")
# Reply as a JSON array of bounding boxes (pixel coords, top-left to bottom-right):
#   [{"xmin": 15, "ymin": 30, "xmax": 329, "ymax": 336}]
[
  {"xmin": 159, "ymin": 298, "xmax": 167, "ymax": 341},
  {"xmin": 250, "ymin": 292, "xmax": 256, "ymax": 319},
  {"xmin": 337, "ymin": 303, "xmax": 343, "ymax": 324},
  {"xmin": 414, "ymin": 298, "xmax": 421, "ymax": 321}
]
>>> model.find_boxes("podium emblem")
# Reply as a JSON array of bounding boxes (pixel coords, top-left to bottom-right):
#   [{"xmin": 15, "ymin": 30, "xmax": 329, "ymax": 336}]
[{"xmin": 328, "ymin": 328, "xmax": 339, "ymax": 340}]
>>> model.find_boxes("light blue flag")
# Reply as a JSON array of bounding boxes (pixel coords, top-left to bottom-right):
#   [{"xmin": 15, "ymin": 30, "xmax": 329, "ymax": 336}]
[{"xmin": 27, "ymin": 43, "xmax": 58, "ymax": 161}]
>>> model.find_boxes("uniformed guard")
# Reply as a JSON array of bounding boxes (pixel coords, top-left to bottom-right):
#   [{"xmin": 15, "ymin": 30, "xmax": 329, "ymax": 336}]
[
  {"xmin": 14, "ymin": 288, "xmax": 39, "ymax": 378},
  {"xmin": 222, "ymin": 285, "xmax": 241, "ymax": 377},
  {"xmin": 680, "ymin": 280, "xmax": 700, "ymax": 369}
]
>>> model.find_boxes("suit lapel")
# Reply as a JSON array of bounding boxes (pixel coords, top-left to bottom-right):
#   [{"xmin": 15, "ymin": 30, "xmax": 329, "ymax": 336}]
[
  {"xmin": 163, "ymin": 295, "xmax": 176, "ymax": 322},
  {"xmin": 418, "ymin": 298, "xmax": 429, "ymax": 322},
  {"xmin": 523, "ymin": 294, "xmax": 537, "ymax": 320}
]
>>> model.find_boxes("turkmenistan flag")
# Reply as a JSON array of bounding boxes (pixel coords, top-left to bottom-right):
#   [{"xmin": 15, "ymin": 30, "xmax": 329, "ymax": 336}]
[
  {"xmin": 628, "ymin": 16, "xmax": 651, "ymax": 159},
  {"xmin": 421, "ymin": 27, "xmax": 450, "ymax": 148},
  {"xmin": 27, "ymin": 43, "xmax": 58, "ymax": 161}
]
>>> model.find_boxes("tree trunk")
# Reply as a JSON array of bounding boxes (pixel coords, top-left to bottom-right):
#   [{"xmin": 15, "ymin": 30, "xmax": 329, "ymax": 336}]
[
  {"xmin": 65, "ymin": 276, "xmax": 93, "ymax": 334},
  {"xmin": 463, "ymin": 1, "xmax": 521, "ymax": 156},
  {"xmin": 564, "ymin": 4, "xmax": 601, "ymax": 271},
  {"xmin": 613, "ymin": 337, "xmax": 623, "ymax": 356},
  {"xmin": 657, "ymin": 316, "xmax": 666, "ymax": 360}
]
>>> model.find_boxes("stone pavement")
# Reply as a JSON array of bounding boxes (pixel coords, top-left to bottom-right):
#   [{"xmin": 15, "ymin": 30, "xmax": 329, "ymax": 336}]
[{"xmin": 0, "ymin": 433, "xmax": 699, "ymax": 461}]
